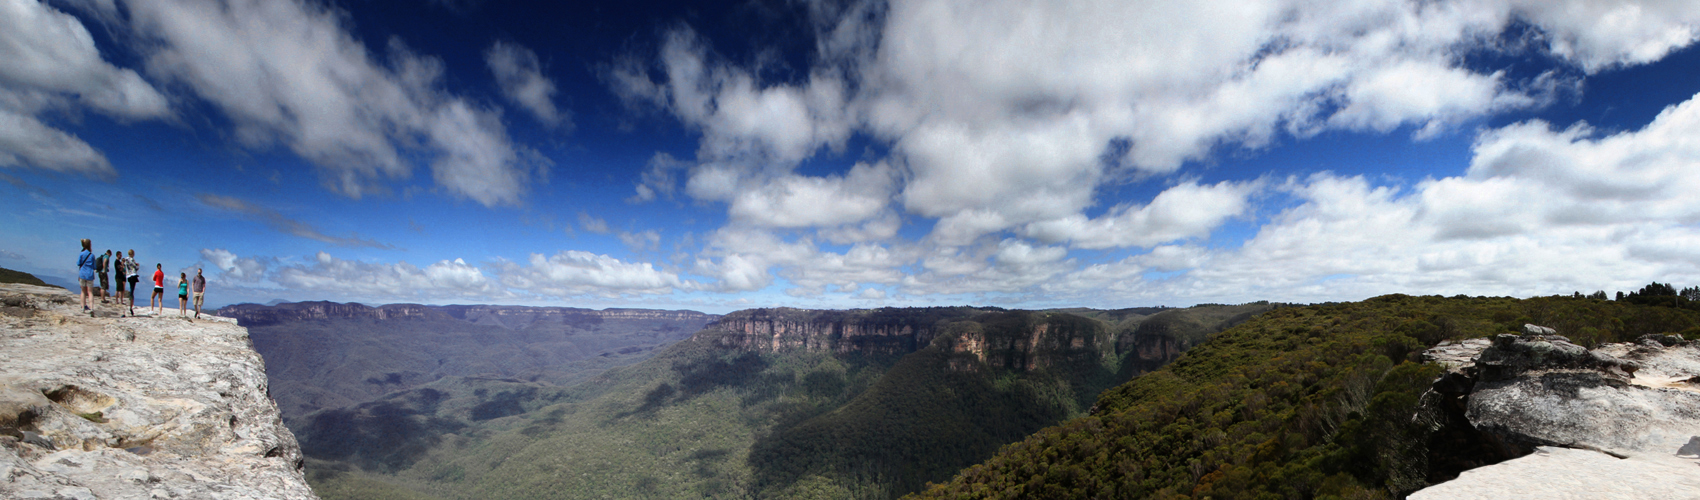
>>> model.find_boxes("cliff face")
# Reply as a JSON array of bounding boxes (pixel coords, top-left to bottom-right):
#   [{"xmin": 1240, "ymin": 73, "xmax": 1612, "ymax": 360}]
[
  {"xmin": 706, "ymin": 308, "xmax": 942, "ymax": 355},
  {"xmin": 703, "ymin": 308, "xmax": 1115, "ymax": 372},
  {"xmin": 0, "ymin": 284, "xmax": 316, "ymax": 499}
]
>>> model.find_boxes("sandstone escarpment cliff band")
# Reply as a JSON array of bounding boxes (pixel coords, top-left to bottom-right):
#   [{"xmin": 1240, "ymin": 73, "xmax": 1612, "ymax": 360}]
[{"xmin": 699, "ymin": 308, "xmax": 1121, "ymax": 372}]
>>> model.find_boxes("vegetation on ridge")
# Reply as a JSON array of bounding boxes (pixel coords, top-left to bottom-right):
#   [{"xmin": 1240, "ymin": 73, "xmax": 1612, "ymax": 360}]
[
  {"xmin": 910, "ymin": 293, "xmax": 1700, "ymax": 499},
  {"xmin": 0, "ymin": 267, "xmax": 53, "ymax": 288}
]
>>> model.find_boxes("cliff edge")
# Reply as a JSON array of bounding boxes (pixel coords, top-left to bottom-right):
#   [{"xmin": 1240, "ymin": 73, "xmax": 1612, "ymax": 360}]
[
  {"xmin": 0, "ymin": 283, "xmax": 317, "ymax": 500},
  {"xmin": 1412, "ymin": 329, "xmax": 1700, "ymax": 499}
]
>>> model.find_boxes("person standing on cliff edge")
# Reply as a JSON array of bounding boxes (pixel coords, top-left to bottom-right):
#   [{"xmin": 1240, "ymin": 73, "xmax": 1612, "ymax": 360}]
[
  {"xmin": 176, "ymin": 272, "xmax": 189, "ymax": 317},
  {"xmin": 76, "ymin": 239, "xmax": 95, "ymax": 312},
  {"xmin": 151, "ymin": 263, "xmax": 165, "ymax": 315},
  {"xmin": 95, "ymin": 249, "xmax": 109, "ymax": 303},
  {"xmin": 192, "ymin": 268, "xmax": 206, "ymax": 319},
  {"xmin": 113, "ymin": 251, "xmax": 126, "ymax": 312},
  {"xmin": 124, "ymin": 250, "xmax": 139, "ymax": 317}
]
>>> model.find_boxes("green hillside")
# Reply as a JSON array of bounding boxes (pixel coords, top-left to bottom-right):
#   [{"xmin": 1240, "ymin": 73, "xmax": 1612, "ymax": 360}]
[
  {"xmin": 295, "ymin": 304, "xmax": 1272, "ymax": 499},
  {"xmin": 0, "ymin": 267, "xmax": 52, "ymax": 287},
  {"xmin": 910, "ymin": 294, "xmax": 1700, "ymax": 499}
]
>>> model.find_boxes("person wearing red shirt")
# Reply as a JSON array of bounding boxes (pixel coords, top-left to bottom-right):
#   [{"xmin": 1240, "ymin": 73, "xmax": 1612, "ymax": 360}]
[{"xmin": 151, "ymin": 263, "xmax": 166, "ymax": 315}]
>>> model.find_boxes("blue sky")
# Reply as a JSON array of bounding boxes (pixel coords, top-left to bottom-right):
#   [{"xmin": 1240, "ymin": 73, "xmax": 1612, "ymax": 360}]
[{"xmin": 7, "ymin": 0, "xmax": 1700, "ymax": 314}]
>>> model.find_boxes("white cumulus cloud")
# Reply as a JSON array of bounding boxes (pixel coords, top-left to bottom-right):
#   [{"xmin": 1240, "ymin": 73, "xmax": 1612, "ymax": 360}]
[
  {"xmin": 200, "ymin": 248, "xmax": 268, "ymax": 281},
  {"xmin": 0, "ymin": 0, "xmax": 170, "ymax": 178},
  {"xmin": 495, "ymin": 250, "xmax": 685, "ymax": 297},
  {"xmin": 272, "ymin": 252, "xmax": 501, "ymax": 300},
  {"xmin": 615, "ymin": 0, "xmax": 1700, "ymax": 267},
  {"xmin": 1023, "ymin": 180, "xmax": 1260, "ymax": 249},
  {"xmin": 116, "ymin": 0, "xmax": 542, "ymax": 206}
]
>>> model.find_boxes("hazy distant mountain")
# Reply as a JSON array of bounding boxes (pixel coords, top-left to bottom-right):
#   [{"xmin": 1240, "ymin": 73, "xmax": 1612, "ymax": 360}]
[
  {"xmin": 289, "ymin": 303, "xmax": 1275, "ymax": 499},
  {"xmin": 219, "ymin": 301, "xmax": 718, "ymax": 423}
]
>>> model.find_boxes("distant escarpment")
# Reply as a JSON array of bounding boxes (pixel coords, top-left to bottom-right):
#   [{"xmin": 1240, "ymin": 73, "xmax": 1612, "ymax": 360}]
[
  {"xmin": 0, "ymin": 283, "xmax": 316, "ymax": 499},
  {"xmin": 699, "ymin": 305, "xmax": 1272, "ymax": 374},
  {"xmin": 703, "ymin": 306, "xmax": 978, "ymax": 355}
]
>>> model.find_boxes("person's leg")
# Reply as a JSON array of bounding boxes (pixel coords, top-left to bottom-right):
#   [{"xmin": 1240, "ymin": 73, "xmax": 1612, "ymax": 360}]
[
  {"xmin": 193, "ymin": 293, "xmax": 203, "ymax": 318},
  {"xmin": 80, "ymin": 280, "xmax": 92, "ymax": 309}
]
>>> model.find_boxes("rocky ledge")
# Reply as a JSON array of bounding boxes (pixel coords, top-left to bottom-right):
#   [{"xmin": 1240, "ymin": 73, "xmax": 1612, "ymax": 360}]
[
  {"xmin": 1412, "ymin": 325, "xmax": 1700, "ymax": 498},
  {"xmin": 0, "ymin": 284, "xmax": 317, "ymax": 500}
]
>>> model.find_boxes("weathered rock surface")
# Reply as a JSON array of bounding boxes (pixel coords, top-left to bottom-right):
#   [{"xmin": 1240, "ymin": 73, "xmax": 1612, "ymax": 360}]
[
  {"xmin": 1422, "ymin": 337, "xmax": 1491, "ymax": 372},
  {"xmin": 0, "ymin": 283, "xmax": 317, "ymax": 500},
  {"xmin": 1410, "ymin": 446, "xmax": 1700, "ymax": 500},
  {"xmin": 1467, "ymin": 333, "xmax": 1699, "ymax": 455},
  {"xmin": 1413, "ymin": 330, "xmax": 1700, "ymax": 498}
]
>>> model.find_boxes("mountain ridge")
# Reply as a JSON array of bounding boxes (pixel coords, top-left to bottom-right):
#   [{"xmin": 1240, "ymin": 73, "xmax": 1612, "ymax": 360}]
[{"xmin": 219, "ymin": 301, "xmax": 717, "ymax": 327}]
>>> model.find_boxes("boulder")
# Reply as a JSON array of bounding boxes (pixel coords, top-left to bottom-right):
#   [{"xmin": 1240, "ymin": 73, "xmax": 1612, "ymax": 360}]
[
  {"xmin": 1679, "ymin": 436, "xmax": 1700, "ymax": 458},
  {"xmin": 1473, "ymin": 333, "xmax": 1638, "ymax": 382},
  {"xmin": 1423, "ymin": 337, "xmax": 1492, "ymax": 373},
  {"xmin": 1466, "ymin": 333, "xmax": 1698, "ymax": 456}
]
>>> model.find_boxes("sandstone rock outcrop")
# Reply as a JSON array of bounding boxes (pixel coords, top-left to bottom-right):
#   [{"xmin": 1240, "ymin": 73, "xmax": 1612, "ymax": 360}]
[
  {"xmin": 1411, "ymin": 329, "xmax": 1700, "ymax": 499},
  {"xmin": 0, "ymin": 284, "xmax": 317, "ymax": 500},
  {"xmin": 705, "ymin": 307, "xmax": 949, "ymax": 355},
  {"xmin": 700, "ymin": 308, "xmax": 1118, "ymax": 372}
]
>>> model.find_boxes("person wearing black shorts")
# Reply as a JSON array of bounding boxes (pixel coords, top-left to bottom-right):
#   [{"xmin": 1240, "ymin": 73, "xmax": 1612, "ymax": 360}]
[
  {"xmin": 97, "ymin": 250, "xmax": 110, "ymax": 303},
  {"xmin": 113, "ymin": 253, "xmax": 126, "ymax": 309}
]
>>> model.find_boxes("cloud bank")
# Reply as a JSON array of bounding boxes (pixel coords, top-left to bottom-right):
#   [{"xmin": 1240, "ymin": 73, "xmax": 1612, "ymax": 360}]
[
  {"xmin": 600, "ymin": 0, "xmax": 1700, "ymax": 304},
  {"xmin": 1, "ymin": 0, "xmax": 547, "ymax": 206}
]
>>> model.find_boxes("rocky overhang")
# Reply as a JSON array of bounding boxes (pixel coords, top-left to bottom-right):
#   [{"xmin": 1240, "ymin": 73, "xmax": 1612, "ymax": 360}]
[{"xmin": 0, "ymin": 283, "xmax": 317, "ymax": 500}]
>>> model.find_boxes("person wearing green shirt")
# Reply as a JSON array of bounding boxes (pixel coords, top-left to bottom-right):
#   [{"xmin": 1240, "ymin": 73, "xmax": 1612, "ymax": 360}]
[{"xmin": 177, "ymin": 272, "xmax": 190, "ymax": 317}]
